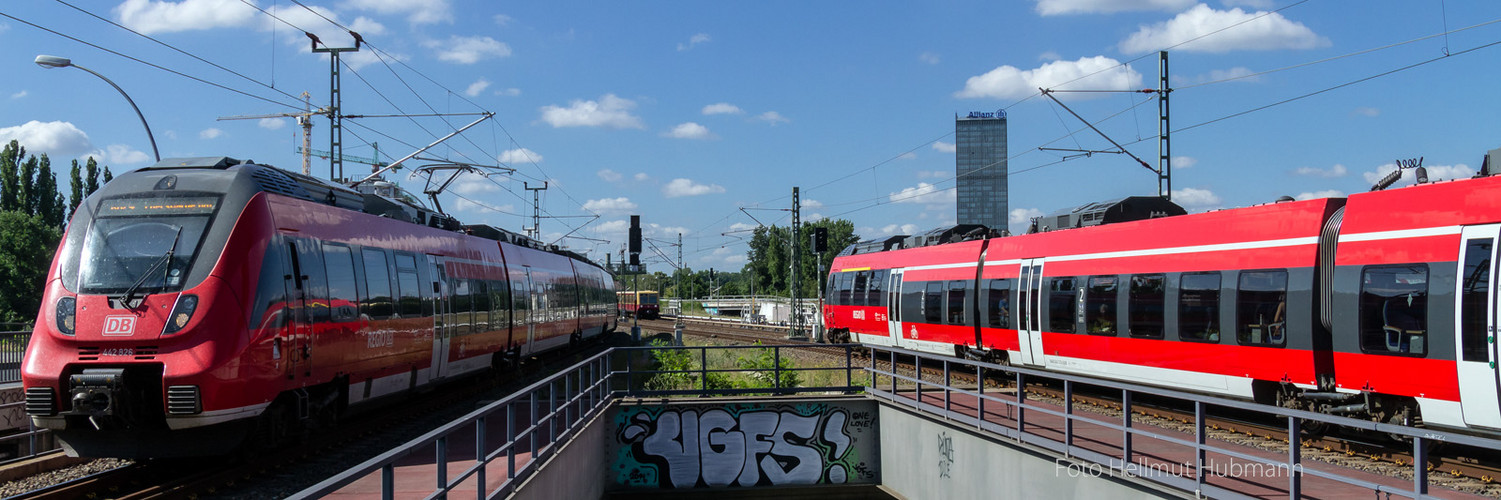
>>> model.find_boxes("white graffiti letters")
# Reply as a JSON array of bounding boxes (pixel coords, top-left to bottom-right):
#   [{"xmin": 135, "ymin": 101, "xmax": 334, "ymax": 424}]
[{"xmin": 621, "ymin": 407, "xmax": 855, "ymax": 488}]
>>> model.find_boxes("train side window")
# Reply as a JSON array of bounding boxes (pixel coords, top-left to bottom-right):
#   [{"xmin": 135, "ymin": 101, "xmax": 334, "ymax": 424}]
[
  {"xmin": 1086, "ymin": 276, "xmax": 1118, "ymax": 335},
  {"xmin": 1178, "ymin": 272, "xmax": 1221, "ymax": 342},
  {"xmin": 946, "ymin": 280, "xmax": 967, "ymax": 325},
  {"xmin": 1048, "ymin": 277, "xmax": 1077, "ymax": 333},
  {"xmin": 361, "ymin": 249, "xmax": 394, "ymax": 319},
  {"xmin": 838, "ymin": 272, "xmax": 854, "ymax": 306},
  {"xmin": 473, "ymin": 280, "xmax": 492, "ymax": 333},
  {"xmin": 1359, "ymin": 264, "xmax": 1429, "ymax": 356},
  {"xmin": 1236, "ymin": 270, "xmax": 1287, "ymax": 346},
  {"xmin": 826, "ymin": 273, "xmax": 840, "ymax": 306},
  {"xmin": 922, "ymin": 282, "xmax": 944, "ymax": 323},
  {"xmin": 394, "ymin": 253, "xmax": 422, "ymax": 318},
  {"xmin": 1461, "ymin": 239, "xmax": 1491, "ymax": 362},
  {"xmin": 852, "ymin": 272, "xmax": 869, "ymax": 307},
  {"xmin": 1128, "ymin": 274, "xmax": 1165, "ymax": 339},
  {"xmin": 321, "ymin": 244, "xmax": 359, "ymax": 322},
  {"xmin": 986, "ymin": 279, "xmax": 1012, "ymax": 329},
  {"xmin": 868, "ymin": 270, "xmax": 887, "ymax": 308},
  {"xmin": 292, "ymin": 239, "xmax": 330, "ymax": 323},
  {"xmin": 250, "ymin": 240, "xmax": 288, "ymax": 330},
  {"xmin": 453, "ymin": 278, "xmax": 473, "ymax": 335},
  {"xmin": 512, "ymin": 280, "xmax": 530, "ymax": 324}
]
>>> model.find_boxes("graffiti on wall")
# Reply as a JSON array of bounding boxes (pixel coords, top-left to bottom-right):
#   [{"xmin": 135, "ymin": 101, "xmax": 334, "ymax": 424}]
[{"xmin": 612, "ymin": 401, "xmax": 879, "ymax": 489}]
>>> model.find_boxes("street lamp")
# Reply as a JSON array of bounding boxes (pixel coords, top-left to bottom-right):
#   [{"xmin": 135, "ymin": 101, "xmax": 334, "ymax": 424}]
[{"xmin": 35, "ymin": 55, "xmax": 160, "ymax": 162}]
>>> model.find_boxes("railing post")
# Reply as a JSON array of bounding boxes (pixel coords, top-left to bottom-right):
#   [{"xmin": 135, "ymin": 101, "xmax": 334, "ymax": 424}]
[
  {"xmin": 1016, "ymin": 372, "xmax": 1025, "ymax": 437},
  {"xmin": 1413, "ymin": 435, "xmax": 1428, "ymax": 497},
  {"xmin": 1195, "ymin": 401, "xmax": 1205, "ymax": 492},
  {"xmin": 913, "ymin": 354, "xmax": 922, "ymax": 410},
  {"xmin": 976, "ymin": 365, "xmax": 984, "ymax": 431},
  {"xmin": 1287, "ymin": 415, "xmax": 1301, "ymax": 499},
  {"xmin": 700, "ymin": 347, "xmax": 709, "ymax": 395},
  {"xmin": 1123, "ymin": 391, "xmax": 1133, "ymax": 467},
  {"xmin": 846, "ymin": 346, "xmax": 854, "ymax": 391},
  {"xmin": 1064, "ymin": 380, "xmax": 1073, "ymax": 457},
  {"xmin": 943, "ymin": 360, "xmax": 951, "ymax": 414},
  {"xmin": 507, "ymin": 402, "xmax": 516, "ymax": 479},
  {"xmin": 476, "ymin": 415, "xmax": 486, "ymax": 500},
  {"xmin": 436, "ymin": 436, "xmax": 448, "ymax": 495},
  {"xmin": 774, "ymin": 346, "xmax": 782, "ymax": 389},
  {"xmin": 382, "ymin": 464, "xmax": 395, "ymax": 500},
  {"xmin": 626, "ymin": 350, "xmax": 635, "ymax": 395}
]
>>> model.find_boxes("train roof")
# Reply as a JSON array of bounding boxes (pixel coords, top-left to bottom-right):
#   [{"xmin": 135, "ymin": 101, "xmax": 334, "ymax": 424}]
[{"xmin": 138, "ymin": 156, "xmax": 609, "ymax": 271}]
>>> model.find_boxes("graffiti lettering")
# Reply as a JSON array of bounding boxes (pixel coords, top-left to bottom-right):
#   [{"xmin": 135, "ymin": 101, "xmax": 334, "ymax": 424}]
[
  {"xmin": 937, "ymin": 431, "xmax": 954, "ymax": 479},
  {"xmin": 615, "ymin": 403, "xmax": 876, "ymax": 489}
]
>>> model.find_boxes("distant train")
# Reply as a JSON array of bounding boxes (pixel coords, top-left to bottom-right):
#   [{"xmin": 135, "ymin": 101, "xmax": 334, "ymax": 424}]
[
  {"xmin": 825, "ymin": 149, "xmax": 1501, "ymax": 436},
  {"xmin": 617, "ymin": 290, "xmax": 660, "ymax": 319},
  {"xmin": 22, "ymin": 157, "xmax": 617, "ymax": 458}
]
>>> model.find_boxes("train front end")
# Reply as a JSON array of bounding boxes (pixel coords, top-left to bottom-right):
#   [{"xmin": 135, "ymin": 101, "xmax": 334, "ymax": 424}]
[{"xmin": 22, "ymin": 157, "xmax": 272, "ymax": 457}]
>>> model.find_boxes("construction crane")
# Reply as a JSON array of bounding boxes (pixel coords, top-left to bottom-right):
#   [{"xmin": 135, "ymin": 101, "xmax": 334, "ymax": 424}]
[{"xmin": 216, "ymin": 92, "xmax": 325, "ymax": 175}]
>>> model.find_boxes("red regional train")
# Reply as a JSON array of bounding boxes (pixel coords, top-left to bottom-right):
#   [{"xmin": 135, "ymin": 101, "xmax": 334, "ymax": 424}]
[
  {"xmin": 617, "ymin": 290, "xmax": 661, "ymax": 319},
  {"xmin": 825, "ymin": 153, "xmax": 1501, "ymax": 436},
  {"xmin": 22, "ymin": 157, "xmax": 617, "ymax": 457}
]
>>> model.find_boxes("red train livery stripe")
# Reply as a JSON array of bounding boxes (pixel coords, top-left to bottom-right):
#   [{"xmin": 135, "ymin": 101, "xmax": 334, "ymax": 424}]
[
  {"xmin": 1040, "ymin": 333, "xmax": 1320, "ymax": 387},
  {"xmin": 1332, "ymin": 352, "xmax": 1459, "ymax": 401}
]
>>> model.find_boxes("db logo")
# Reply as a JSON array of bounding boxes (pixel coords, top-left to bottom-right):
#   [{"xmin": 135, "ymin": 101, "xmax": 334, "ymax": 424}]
[{"xmin": 103, "ymin": 316, "xmax": 137, "ymax": 336}]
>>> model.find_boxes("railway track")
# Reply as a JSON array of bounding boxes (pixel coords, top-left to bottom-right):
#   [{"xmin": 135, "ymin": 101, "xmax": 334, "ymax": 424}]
[
  {"xmin": 649, "ymin": 315, "xmax": 1501, "ymax": 496},
  {"xmin": 0, "ymin": 333, "xmax": 629, "ymax": 499}
]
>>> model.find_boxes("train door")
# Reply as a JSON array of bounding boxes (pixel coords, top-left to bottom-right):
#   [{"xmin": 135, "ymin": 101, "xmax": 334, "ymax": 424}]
[
  {"xmin": 1017, "ymin": 259, "xmax": 1046, "ymax": 366},
  {"xmin": 430, "ymin": 260, "xmax": 453, "ymax": 380},
  {"xmin": 282, "ymin": 239, "xmax": 324, "ymax": 379},
  {"xmin": 521, "ymin": 267, "xmax": 538, "ymax": 355},
  {"xmin": 879, "ymin": 269, "xmax": 903, "ymax": 348},
  {"xmin": 1457, "ymin": 225, "xmax": 1501, "ymax": 429}
]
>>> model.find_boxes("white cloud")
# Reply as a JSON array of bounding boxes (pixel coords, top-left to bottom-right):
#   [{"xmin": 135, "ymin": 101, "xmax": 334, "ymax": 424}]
[
  {"xmin": 634, "ymin": 172, "xmax": 650, "ymax": 181},
  {"xmin": 1363, "ymin": 162, "xmax": 1475, "ymax": 187},
  {"xmin": 663, "ymin": 122, "xmax": 715, "ymax": 140},
  {"xmin": 102, "ymin": 144, "xmax": 151, "ymax": 164},
  {"xmin": 597, "ymin": 169, "xmax": 623, "ymax": 183},
  {"xmin": 1010, "ymin": 208, "xmax": 1044, "ymax": 224},
  {"xmin": 897, "ymin": 152, "xmax": 917, "ymax": 161},
  {"xmin": 497, "ymin": 88, "xmax": 522, "ymax": 97},
  {"xmin": 677, "ymin": 33, "xmax": 711, "ymax": 51},
  {"xmin": 466, "ymin": 78, "xmax": 492, "ymax": 97},
  {"xmin": 1035, "ymin": 0, "xmax": 1194, "ymax": 16},
  {"xmin": 342, "ymin": 0, "xmax": 452, "ymax": 24},
  {"xmin": 453, "ymin": 198, "xmax": 514, "ymax": 215},
  {"xmin": 702, "ymin": 103, "xmax": 743, "ymax": 115},
  {"xmin": 1171, "ymin": 187, "xmax": 1222, "ymax": 211},
  {"xmin": 1353, "ymin": 107, "xmax": 1380, "ymax": 117},
  {"xmin": 1120, "ymin": 5, "xmax": 1329, "ymax": 54},
  {"xmin": 1172, "ymin": 156, "xmax": 1197, "ymax": 168},
  {"xmin": 756, "ymin": 111, "xmax": 790, "ymax": 126},
  {"xmin": 258, "ymin": 118, "xmax": 286, "ymax": 130},
  {"xmin": 1038, "ymin": 51, "xmax": 1062, "ymax": 61},
  {"xmin": 932, "ymin": 141, "xmax": 956, "ymax": 154},
  {"xmin": 889, "ymin": 182, "xmax": 953, "ymax": 204},
  {"xmin": 113, "ymin": 0, "xmax": 258, "ymax": 34},
  {"xmin": 1294, "ymin": 190, "xmax": 1344, "ymax": 200},
  {"xmin": 539, "ymin": 94, "xmax": 645, "ymax": 129},
  {"xmin": 493, "ymin": 14, "xmax": 513, "ymax": 26},
  {"xmin": 877, "ymin": 224, "xmax": 920, "ymax": 236},
  {"xmin": 497, "ymin": 147, "xmax": 541, "ymax": 164},
  {"xmin": 1223, "ymin": 0, "xmax": 1275, "ymax": 8},
  {"xmin": 919, "ymin": 52, "xmax": 941, "ymax": 65},
  {"xmin": 10, "ymin": 91, "xmax": 27, "ymax": 99},
  {"xmin": 583, "ymin": 197, "xmax": 638, "ymax": 214},
  {"xmin": 663, "ymin": 178, "xmax": 725, "ymax": 198},
  {"xmin": 451, "ymin": 172, "xmax": 501, "ymax": 196},
  {"xmin": 200, "ymin": 128, "xmax": 224, "ymax": 139},
  {"xmin": 956, "ymin": 56, "xmax": 1143, "ymax": 100},
  {"xmin": 801, "ymin": 199, "xmax": 824, "ymax": 210},
  {"xmin": 423, "ymin": 35, "xmax": 511, "ymax": 64},
  {"xmin": 1294, "ymin": 164, "xmax": 1346, "ymax": 178}
]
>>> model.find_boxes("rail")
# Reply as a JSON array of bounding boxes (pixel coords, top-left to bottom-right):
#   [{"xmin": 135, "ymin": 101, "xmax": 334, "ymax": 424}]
[
  {"xmin": 291, "ymin": 343, "xmax": 863, "ymax": 499},
  {"xmin": 864, "ymin": 345, "xmax": 1501, "ymax": 500}
]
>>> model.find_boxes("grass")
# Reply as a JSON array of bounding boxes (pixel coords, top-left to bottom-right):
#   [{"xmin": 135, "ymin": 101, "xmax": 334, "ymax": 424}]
[{"xmin": 640, "ymin": 339, "xmax": 867, "ymax": 394}]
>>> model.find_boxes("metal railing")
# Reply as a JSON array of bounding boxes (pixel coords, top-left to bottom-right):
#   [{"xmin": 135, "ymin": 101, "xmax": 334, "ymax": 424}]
[
  {"xmin": 864, "ymin": 345, "xmax": 1501, "ymax": 500},
  {"xmin": 0, "ymin": 330, "xmax": 30, "ymax": 385},
  {"xmin": 293, "ymin": 344, "xmax": 863, "ymax": 499}
]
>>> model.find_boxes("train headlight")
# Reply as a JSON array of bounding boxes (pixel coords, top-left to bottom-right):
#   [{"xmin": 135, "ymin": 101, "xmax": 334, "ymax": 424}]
[
  {"xmin": 163, "ymin": 294, "xmax": 198, "ymax": 335},
  {"xmin": 55, "ymin": 297, "xmax": 76, "ymax": 336}
]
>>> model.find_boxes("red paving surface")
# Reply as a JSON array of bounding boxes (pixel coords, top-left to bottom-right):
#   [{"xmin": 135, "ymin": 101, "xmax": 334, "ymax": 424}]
[{"xmin": 316, "ymin": 386, "xmax": 1487, "ymax": 499}]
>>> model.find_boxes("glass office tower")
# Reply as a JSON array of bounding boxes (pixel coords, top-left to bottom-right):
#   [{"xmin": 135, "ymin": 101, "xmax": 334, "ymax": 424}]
[{"xmin": 956, "ymin": 111, "xmax": 1008, "ymax": 230}]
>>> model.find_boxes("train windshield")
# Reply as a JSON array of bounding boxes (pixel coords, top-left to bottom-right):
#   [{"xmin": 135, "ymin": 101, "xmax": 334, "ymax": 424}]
[
  {"xmin": 640, "ymin": 293, "xmax": 659, "ymax": 305},
  {"xmin": 71, "ymin": 196, "xmax": 218, "ymax": 295}
]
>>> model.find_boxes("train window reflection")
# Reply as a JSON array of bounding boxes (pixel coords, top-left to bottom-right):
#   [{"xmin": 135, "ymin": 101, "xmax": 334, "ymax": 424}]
[
  {"xmin": 77, "ymin": 215, "xmax": 210, "ymax": 294},
  {"xmin": 1128, "ymin": 274, "xmax": 1165, "ymax": 339},
  {"xmin": 1048, "ymin": 277, "xmax": 1077, "ymax": 333},
  {"xmin": 1178, "ymin": 272, "xmax": 1221, "ymax": 342},
  {"xmin": 1359, "ymin": 264, "xmax": 1428, "ymax": 356},
  {"xmin": 1236, "ymin": 270, "xmax": 1287, "ymax": 346},
  {"xmin": 361, "ymin": 249, "xmax": 394, "ymax": 319},
  {"xmin": 1460, "ymin": 239, "xmax": 1490, "ymax": 362},
  {"xmin": 1086, "ymin": 276, "xmax": 1118, "ymax": 336}
]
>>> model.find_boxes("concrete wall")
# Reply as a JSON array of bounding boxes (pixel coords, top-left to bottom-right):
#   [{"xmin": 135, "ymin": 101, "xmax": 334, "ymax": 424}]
[
  {"xmin": 509, "ymin": 404, "xmax": 611, "ymax": 500},
  {"xmin": 877, "ymin": 405, "xmax": 1170, "ymax": 500}
]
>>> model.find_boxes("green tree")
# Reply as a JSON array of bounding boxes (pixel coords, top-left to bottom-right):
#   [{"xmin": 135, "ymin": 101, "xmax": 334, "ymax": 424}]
[
  {"xmin": 0, "ymin": 211, "xmax": 62, "ymax": 324},
  {"xmin": 68, "ymin": 159, "xmax": 83, "ymax": 221},
  {"xmin": 0, "ymin": 141, "xmax": 20, "ymax": 212},
  {"xmin": 102, "ymin": 165, "xmax": 113, "ymax": 184},
  {"xmin": 18, "ymin": 155, "xmax": 38, "ymax": 217},
  {"xmin": 84, "ymin": 157, "xmax": 99, "ymax": 196},
  {"xmin": 35, "ymin": 155, "xmax": 64, "ymax": 227},
  {"xmin": 744, "ymin": 218, "xmax": 858, "ymax": 299}
]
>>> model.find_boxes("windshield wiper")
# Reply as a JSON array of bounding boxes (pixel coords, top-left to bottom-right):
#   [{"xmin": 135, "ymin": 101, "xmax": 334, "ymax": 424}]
[{"xmin": 121, "ymin": 226, "xmax": 182, "ymax": 309}]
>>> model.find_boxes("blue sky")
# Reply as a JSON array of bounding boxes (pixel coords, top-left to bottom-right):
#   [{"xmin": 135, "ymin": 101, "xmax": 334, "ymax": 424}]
[{"xmin": 4, "ymin": 1, "xmax": 1501, "ymax": 272}]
